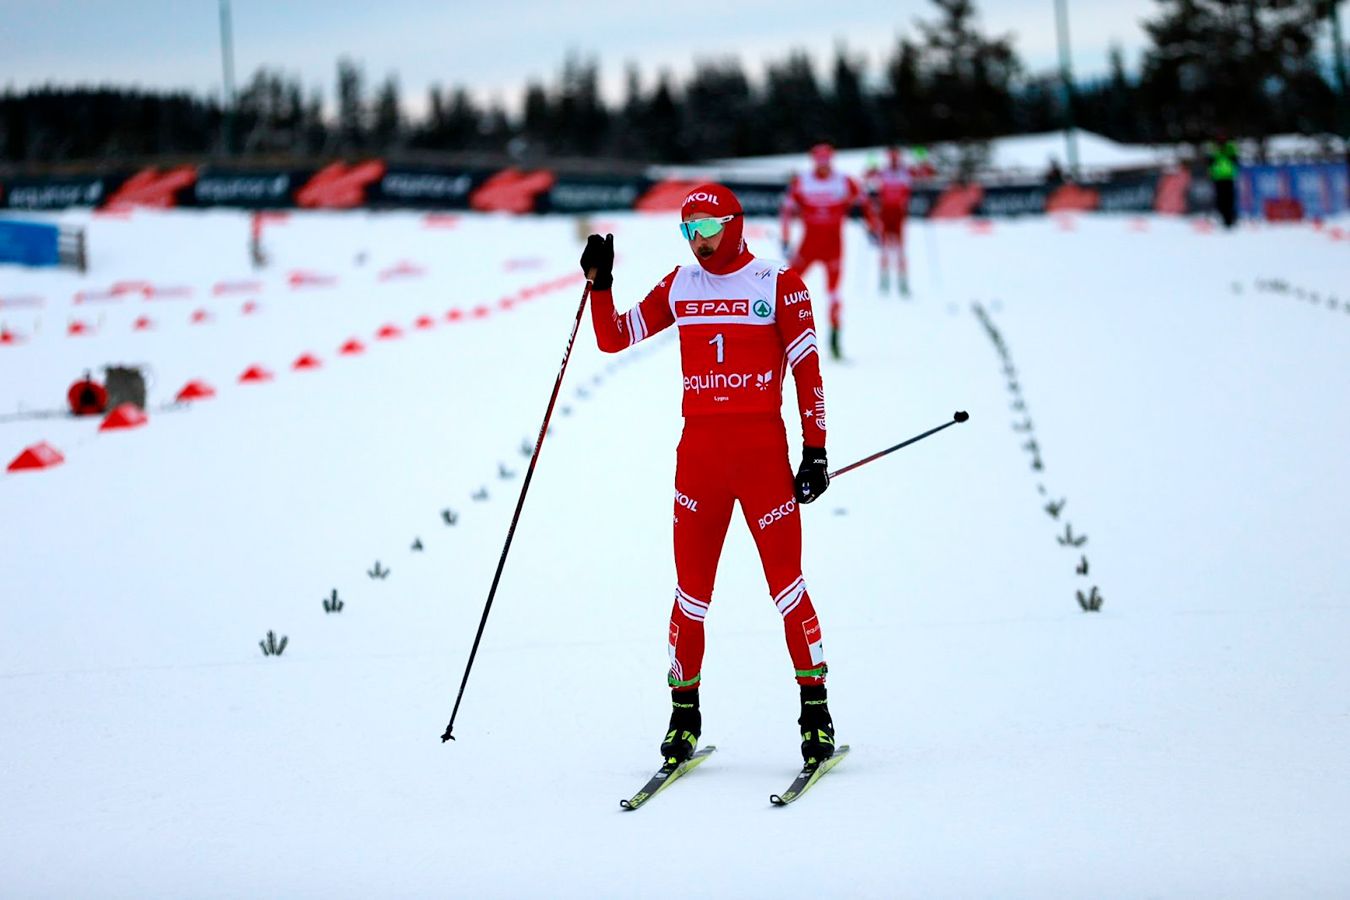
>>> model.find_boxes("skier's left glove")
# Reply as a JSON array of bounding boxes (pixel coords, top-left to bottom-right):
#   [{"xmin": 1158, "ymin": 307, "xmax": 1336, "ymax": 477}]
[{"xmin": 794, "ymin": 445, "xmax": 829, "ymax": 504}]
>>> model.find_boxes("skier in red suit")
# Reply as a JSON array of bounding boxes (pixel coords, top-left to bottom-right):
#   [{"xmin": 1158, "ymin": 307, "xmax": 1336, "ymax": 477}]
[
  {"xmin": 780, "ymin": 143, "xmax": 878, "ymax": 360},
  {"xmin": 582, "ymin": 183, "xmax": 837, "ymax": 766},
  {"xmin": 864, "ymin": 146, "xmax": 914, "ymax": 296}
]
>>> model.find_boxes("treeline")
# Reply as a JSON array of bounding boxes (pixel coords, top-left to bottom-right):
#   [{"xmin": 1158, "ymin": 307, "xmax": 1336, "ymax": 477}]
[{"xmin": 1, "ymin": 0, "xmax": 1342, "ymax": 167}]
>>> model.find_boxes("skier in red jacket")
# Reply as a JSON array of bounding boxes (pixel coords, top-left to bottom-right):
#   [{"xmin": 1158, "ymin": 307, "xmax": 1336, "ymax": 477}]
[
  {"xmin": 864, "ymin": 146, "xmax": 915, "ymax": 296},
  {"xmin": 582, "ymin": 183, "xmax": 837, "ymax": 766},
  {"xmin": 781, "ymin": 143, "xmax": 878, "ymax": 359}
]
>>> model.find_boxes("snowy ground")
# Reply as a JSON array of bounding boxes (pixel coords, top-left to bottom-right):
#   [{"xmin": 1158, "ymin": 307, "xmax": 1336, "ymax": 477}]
[{"xmin": 2, "ymin": 208, "xmax": 1349, "ymax": 898}]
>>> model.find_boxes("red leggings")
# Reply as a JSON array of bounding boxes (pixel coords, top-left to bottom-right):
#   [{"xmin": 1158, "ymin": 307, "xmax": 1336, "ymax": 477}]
[
  {"xmin": 668, "ymin": 415, "xmax": 827, "ymax": 691},
  {"xmin": 791, "ymin": 251, "xmax": 843, "ymax": 329}
]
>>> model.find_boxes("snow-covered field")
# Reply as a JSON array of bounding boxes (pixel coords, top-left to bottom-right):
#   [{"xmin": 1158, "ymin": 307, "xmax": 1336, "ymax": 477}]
[{"xmin": 2, "ymin": 207, "xmax": 1348, "ymax": 898}]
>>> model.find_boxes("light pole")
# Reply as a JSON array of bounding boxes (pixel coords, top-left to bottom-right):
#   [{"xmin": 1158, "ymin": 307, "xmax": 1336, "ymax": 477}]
[
  {"xmin": 1331, "ymin": 0, "xmax": 1349, "ymax": 183},
  {"xmin": 219, "ymin": 0, "xmax": 237, "ymax": 155},
  {"xmin": 1053, "ymin": 0, "xmax": 1080, "ymax": 177}
]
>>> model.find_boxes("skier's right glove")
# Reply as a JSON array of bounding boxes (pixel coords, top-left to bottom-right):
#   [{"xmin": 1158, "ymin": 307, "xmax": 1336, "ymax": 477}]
[
  {"xmin": 794, "ymin": 445, "xmax": 830, "ymax": 504},
  {"xmin": 580, "ymin": 233, "xmax": 614, "ymax": 291}
]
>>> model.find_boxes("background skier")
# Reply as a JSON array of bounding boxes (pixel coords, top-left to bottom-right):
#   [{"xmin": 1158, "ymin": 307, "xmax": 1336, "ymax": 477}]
[
  {"xmin": 781, "ymin": 143, "xmax": 879, "ymax": 358},
  {"xmin": 864, "ymin": 145, "xmax": 915, "ymax": 296}
]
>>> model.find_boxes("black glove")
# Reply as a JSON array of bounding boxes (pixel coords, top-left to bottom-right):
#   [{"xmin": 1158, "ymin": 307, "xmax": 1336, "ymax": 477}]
[
  {"xmin": 794, "ymin": 445, "xmax": 829, "ymax": 504},
  {"xmin": 580, "ymin": 233, "xmax": 614, "ymax": 291}
]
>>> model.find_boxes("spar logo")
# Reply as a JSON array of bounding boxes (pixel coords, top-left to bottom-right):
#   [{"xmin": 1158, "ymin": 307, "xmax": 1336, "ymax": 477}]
[
  {"xmin": 757, "ymin": 498, "xmax": 797, "ymax": 530},
  {"xmin": 753, "ymin": 299, "xmax": 771, "ymax": 318},
  {"xmin": 684, "ymin": 190, "xmax": 720, "ymax": 206},
  {"xmin": 684, "ymin": 371, "xmax": 754, "ymax": 394},
  {"xmin": 677, "ymin": 299, "xmax": 749, "ymax": 318}
]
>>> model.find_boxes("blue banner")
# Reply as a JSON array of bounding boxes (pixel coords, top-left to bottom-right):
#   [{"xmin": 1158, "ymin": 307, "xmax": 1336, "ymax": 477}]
[
  {"xmin": 0, "ymin": 219, "xmax": 61, "ymax": 266},
  {"xmin": 1240, "ymin": 163, "xmax": 1350, "ymax": 219}
]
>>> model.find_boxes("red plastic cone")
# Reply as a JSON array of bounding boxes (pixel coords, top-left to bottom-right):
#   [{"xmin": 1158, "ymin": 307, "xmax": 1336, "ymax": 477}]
[
  {"xmin": 339, "ymin": 338, "xmax": 365, "ymax": 355},
  {"xmin": 68, "ymin": 320, "xmax": 92, "ymax": 336},
  {"xmin": 414, "ymin": 315, "xmax": 436, "ymax": 330},
  {"xmin": 175, "ymin": 380, "xmax": 216, "ymax": 402},
  {"xmin": 133, "ymin": 316, "xmax": 154, "ymax": 331},
  {"xmin": 239, "ymin": 365, "xmax": 273, "ymax": 383},
  {"xmin": 293, "ymin": 353, "xmax": 322, "ymax": 370},
  {"xmin": 376, "ymin": 324, "xmax": 403, "ymax": 340},
  {"xmin": 7, "ymin": 441, "xmax": 64, "ymax": 472},
  {"xmin": 99, "ymin": 403, "xmax": 148, "ymax": 431}
]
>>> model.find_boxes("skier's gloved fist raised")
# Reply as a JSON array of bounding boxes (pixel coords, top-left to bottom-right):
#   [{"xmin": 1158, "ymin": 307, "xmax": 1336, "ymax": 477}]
[
  {"xmin": 794, "ymin": 445, "xmax": 829, "ymax": 504},
  {"xmin": 580, "ymin": 233, "xmax": 614, "ymax": 291}
]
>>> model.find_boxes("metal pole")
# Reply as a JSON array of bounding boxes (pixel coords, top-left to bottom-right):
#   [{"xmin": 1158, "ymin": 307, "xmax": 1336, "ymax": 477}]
[
  {"xmin": 218, "ymin": 0, "xmax": 237, "ymax": 155},
  {"xmin": 828, "ymin": 411, "xmax": 970, "ymax": 480},
  {"xmin": 1331, "ymin": 0, "xmax": 1350, "ymax": 188},
  {"xmin": 1053, "ymin": 0, "xmax": 1080, "ymax": 177},
  {"xmin": 440, "ymin": 280, "xmax": 593, "ymax": 743}
]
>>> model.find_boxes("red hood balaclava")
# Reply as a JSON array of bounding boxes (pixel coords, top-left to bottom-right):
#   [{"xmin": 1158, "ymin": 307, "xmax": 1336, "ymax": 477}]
[{"xmin": 681, "ymin": 182, "xmax": 753, "ymax": 275}]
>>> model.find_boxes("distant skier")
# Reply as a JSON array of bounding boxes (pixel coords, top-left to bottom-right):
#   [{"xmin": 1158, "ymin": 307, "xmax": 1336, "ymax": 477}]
[
  {"xmin": 864, "ymin": 146, "xmax": 915, "ymax": 296},
  {"xmin": 581, "ymin": 183, "xmax": 837, "ymax": 767},
  {"xmin": 1207, "ymin": 137, "xmax": 1240, "ymax": 230},
  {"xmin": 781, "ymin": 143, "xmax": 878, "ymax": 359}
]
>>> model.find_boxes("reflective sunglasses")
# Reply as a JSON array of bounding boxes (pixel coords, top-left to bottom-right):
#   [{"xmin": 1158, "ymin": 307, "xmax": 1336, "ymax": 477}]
[{"xmin": 679, "ymin": 214, "xmax": 739, "ymax": 241}]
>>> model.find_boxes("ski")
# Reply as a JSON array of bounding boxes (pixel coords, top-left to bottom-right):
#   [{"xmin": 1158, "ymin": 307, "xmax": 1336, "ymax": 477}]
[
  {"xmin": 619, "ymin": 745, "xmax": 717, "ymax": 811},
  {"xmin": 769, "ymin": 744, "xmax": 850, "ymax": 806}
]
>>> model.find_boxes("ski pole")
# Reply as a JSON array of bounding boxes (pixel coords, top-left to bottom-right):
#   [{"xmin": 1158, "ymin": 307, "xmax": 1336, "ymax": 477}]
[
  {"xmin": 440, "ymin": 276, "xmax": 593, "ymax": 743},
  {"xmin": 829, "ymin": 410, "xmax": 969, "ymax": 480}
]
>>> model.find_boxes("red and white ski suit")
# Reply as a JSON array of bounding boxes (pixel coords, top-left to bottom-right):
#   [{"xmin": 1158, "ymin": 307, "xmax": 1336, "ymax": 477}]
[
  {"xmin": 781, "ymin": 169, "xmax": 876, "ymax": 330},
  {"xmin": 867, "ymin": 163, "xmax": 913, "ymax": 241},
  {"xmin": 591, "ymin": 254, "xmax": 829, "ymax": 690}
]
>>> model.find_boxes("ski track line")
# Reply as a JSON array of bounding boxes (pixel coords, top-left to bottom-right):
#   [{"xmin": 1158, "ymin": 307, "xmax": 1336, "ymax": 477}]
[
  {"xmin": 304, "ymin": 330, "xmax": 676, "ymax": 664},
  {"xmin": 1248, "ymin": 277, "xmax": 1350, "ymax": 321},
  {"xmin": 972, "ymin": 301, "xmax": 1102, "ymax": 613}
]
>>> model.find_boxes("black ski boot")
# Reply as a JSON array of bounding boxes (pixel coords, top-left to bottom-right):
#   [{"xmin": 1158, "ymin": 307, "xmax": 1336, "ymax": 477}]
[
  {"xmin": 828, "ymin": 328, "xmax": 842, "ymax": 361},
  {"xmin": 660, "ymin": 688, "xmax": 701, "ymax": 764},
  {"xmin": 798, "ymin": 684, "xmax": 836, "ymax": 764}
]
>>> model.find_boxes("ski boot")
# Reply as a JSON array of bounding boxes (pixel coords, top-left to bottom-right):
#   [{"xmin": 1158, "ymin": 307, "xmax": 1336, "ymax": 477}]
[
  {"xmin": 880, "ymin": 271, "xmax": 889, "ymax": 294},
  {"xmin": 828, "ymin": 327, "xmax": 842, "ymax": 361},
  {"xmin": 899, "ymin": 273, "xmax": 910, "ymax": 298},
  {"xmin": 798, "ymin": 684, "xmax": 836, "ymax": 764},
  {"xmin": 660, "ymin": 688, "xmax": 701, "ymax": 764}
]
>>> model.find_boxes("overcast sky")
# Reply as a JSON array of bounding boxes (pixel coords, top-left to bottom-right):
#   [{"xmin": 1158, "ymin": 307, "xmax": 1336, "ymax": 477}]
[{"xmin": 2, "ymin": 0, "xmax": 1159, "ymax": 113}]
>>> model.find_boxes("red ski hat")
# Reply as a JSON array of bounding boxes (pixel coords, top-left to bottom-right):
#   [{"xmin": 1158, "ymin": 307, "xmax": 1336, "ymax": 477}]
[
  {"xmin": 680, "ymin": 182, "xmax": 742, "ymax": 220},
  {"xmin": 680, "ymin": 183, "xmax": 751, "ymax": 275}
]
